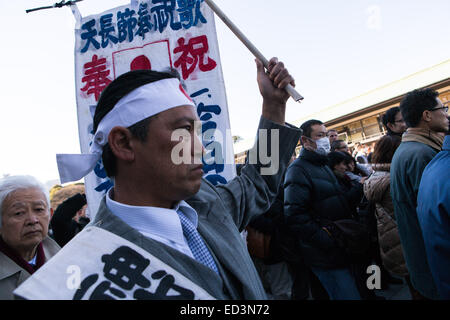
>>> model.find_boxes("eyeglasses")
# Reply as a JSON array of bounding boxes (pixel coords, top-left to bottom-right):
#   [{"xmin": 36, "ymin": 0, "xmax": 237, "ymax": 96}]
[{"xmin": 429, "ymin": 106, "xmax": 448, "ymax": 113}]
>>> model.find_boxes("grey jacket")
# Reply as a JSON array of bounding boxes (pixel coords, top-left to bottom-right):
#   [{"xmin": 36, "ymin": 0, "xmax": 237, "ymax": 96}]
[
  {"xmin": 0, "ymin": 237, "xmax": 60, "ymax": 300},
  {"xmin": 89, "ymin": 117, "xmax": 301, "ymax": 299}
]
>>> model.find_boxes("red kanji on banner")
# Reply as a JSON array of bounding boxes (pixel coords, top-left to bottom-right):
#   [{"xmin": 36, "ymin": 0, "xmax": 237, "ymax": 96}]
[
  {"xmin": 173, "ymin": 35, "xmax": 217, "ymax": 80},
  {"xmin": 81, "ymin": 55, "xmax": 112, "ymax": 101}
]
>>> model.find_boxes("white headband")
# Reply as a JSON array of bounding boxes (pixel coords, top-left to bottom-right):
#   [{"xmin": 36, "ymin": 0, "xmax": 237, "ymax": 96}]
[{"xmin": 56, "ymin": 78, "xmax": 195, "ymax": 184}]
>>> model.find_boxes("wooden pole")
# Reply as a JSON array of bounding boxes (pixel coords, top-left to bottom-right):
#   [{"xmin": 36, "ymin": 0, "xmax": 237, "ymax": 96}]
[{"xmin": 204, "ymin": 0, "xmax": 303, "ymax": 102}]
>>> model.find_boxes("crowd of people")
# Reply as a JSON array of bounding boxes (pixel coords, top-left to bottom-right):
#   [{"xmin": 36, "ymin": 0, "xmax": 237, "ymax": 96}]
[
  {"xmin": 0, "ymin": 59, "xmax": 448, "ymax": 300},
  {"xmin": 247, "ymin": 90, "xmax": 449, "ymax": 300}
]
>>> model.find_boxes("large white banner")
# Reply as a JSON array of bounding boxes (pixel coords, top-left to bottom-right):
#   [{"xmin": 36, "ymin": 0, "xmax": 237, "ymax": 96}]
[
  {"xmin": 14, "ymin": 227, "xmax": 216, "ymax": 300},
  {"xmin": 72, "ymin": 0, "xmax": 235, "ymax": 218}
]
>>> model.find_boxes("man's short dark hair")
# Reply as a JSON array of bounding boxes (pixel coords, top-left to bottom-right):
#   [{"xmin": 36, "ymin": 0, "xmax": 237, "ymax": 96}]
[
  {"xmin": 327, "ymin": 129, "xmax": 337, "ymax": 136},
  {"xmin": 382, "ymin": 106, "xmax": 400, "ymax": 133},
  {"xmin": 300, "ymin": 119, "xmax": 323, "ymax": 138},
  {"xmin": 331, "ymin": 139, "xmax": 345, "ymax": 152},
  {"xmin": 399, "ymin": 88, "xmax": 439, "ymax": 128},
  {"xmin": 93, "ymin": 69, "xmax": 178, "ymax": 177}
]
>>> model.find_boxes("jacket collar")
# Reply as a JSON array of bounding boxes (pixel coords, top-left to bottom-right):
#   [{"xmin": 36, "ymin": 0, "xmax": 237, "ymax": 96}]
[
  {"xmin": 0, "ymin": 236, "xmax": 46, "ymax": 275},
  {"xmin": 0, "ymin": 237, "xmax": 59, "ymax": 288},
  {"xmin": 92, "ymin": 193, "xmax": 219, "ymax": 238},
  {"xmin": 91, "ymin": 187, "xmax": 251, "ymax": 299},
  {"xmin": 93, "ymin": 195, "xmax": 230, "ymax": 296},
  {"xmin": 299, "ymin": 147, "xmax": 328, "ymax": 165},
  {"xmin": 402, "ymin": 127, "xmax": 444, "ymax": 151},
  {"xmin": 0, "ymin": 251, "xmax": 30, "ymax": 282}
]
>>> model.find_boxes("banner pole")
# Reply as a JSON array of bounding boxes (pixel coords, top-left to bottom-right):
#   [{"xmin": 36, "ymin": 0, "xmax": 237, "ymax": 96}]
[
  {"xmin": 25, "ymin": 0, "xmax": 84, "ymax": 14},
  {"xmin": 204, "ymin": 0, "xmax": 303, "ymax": 102}
]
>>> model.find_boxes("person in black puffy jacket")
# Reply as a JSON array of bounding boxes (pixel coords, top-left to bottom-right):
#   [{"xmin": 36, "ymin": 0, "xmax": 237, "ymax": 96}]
[{"xmin": 284, "ymin": 119, "xmax": 363, "ymax": 300}]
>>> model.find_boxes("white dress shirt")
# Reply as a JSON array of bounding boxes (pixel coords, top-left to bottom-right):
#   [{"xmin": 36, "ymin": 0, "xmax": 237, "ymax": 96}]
[{"xmin": 106, "ymin": 189, "xmax": 198, "ymax": 259}]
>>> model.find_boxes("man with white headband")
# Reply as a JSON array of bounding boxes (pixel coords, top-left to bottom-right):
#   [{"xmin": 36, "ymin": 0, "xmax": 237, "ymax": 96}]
[{"xmin": 18, "ymin": 58, "xmax": 302, "ymax": 300}]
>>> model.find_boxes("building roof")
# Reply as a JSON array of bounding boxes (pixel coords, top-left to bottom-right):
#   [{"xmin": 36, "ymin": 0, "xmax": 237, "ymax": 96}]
[
  {"xmin": 291, "ymin": 59, "xmax": 450, "ymax": 127},
  {"xmin": 234, "ymin": 59, "xmax": 450, "ymax": 155}
]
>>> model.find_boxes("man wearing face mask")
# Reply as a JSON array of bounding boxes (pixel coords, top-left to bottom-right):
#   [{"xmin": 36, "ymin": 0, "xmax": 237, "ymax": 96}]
[{"xmin": 284, "ymin": 119, "xmax": 364, "ymax": 300}]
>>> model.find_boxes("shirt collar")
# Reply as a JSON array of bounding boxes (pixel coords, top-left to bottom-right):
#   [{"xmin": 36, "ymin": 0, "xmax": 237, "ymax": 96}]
[
  {"xmin": 105, "ymin": 189, "xmax": 199, "ymax": 246},
  {"xmin": 173, "ymin": 201, "xmax": 198, "ymax": 228},
  {"xmin": 28, "ymin": 254, "xmax": 37, "ymax": 266}
]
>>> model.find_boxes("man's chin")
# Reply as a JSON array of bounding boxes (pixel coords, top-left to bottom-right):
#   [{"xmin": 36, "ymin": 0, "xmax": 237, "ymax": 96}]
[
  {"xmin": 191, "ymin": 178, "xmax": 203, "ymax": 194},
  {"xmin": 182, "ymin": 178, "xmax": 203, "ymax": 199},
  {"xmin": 19, "ymin": 235, "xmax": 44, "ymax": 249}
]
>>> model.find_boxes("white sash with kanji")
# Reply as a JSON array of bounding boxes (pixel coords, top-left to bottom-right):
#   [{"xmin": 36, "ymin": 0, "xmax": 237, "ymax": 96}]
[{"xmin": 14, "ymin": 226, "xmax": 216, "ymax": 300}]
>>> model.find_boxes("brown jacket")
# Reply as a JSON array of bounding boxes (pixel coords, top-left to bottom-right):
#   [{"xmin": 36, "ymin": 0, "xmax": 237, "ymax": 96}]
[
  {"xmin": 0, "ymin": 237, "xmax": 60, "ymax": 300},
  {"xmin": 363, "ymin": 164, "xmax": 408, "ymax": 277}
]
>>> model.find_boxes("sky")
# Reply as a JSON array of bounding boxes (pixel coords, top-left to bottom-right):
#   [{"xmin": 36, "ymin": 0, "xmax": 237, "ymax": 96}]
[{"xmin": 0, "ymin": 0, "xmax": 449, "ymax": 185}]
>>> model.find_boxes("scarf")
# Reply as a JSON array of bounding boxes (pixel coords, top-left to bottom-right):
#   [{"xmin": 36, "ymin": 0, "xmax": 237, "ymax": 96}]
[
  {"xmin": 0, "ymin": 236, "xmax": 46, "ymax": 275},
  {"xmin": 371, "ymin": 163, "xmax": 390, "ymax": 172},
  {"xmin": 402, "ymin": 127, "xmax": 444, "ymax": 151}
]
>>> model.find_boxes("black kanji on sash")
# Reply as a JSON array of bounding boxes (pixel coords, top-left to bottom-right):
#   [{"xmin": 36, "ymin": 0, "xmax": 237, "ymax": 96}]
[{"xmin": 72, "ymin": 246, "xmax": 195, "ymax": 300}]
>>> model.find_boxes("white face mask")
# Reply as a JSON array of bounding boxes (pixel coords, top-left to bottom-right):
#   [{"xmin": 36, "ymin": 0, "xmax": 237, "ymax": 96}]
[{"xmin": 315, "ymin": 137, "xmax": 331, "ymax": 155}]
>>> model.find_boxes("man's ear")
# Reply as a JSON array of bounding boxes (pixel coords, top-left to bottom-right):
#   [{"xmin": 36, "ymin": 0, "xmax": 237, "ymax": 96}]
[
  {"xmin": 300, "ymin": 135, "xmax": 308, "ymax": 146},
  {"xmin": 108, "ymin": 127, "xmax": 135, "ymax": 162},
  {"xmin": 301, "ymin": 135, "xmax": 315, "ymax": 151},
  {"xmin": 422, "ymin": 110, "xmax": 432, "ymax": 123}
]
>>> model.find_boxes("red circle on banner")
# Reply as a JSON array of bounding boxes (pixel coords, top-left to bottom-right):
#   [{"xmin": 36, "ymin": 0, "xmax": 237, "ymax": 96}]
[{"xmin": 130, "ymin": 55, "xmax": 152, "ymax": 71}]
